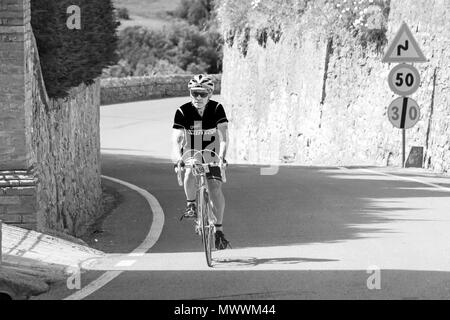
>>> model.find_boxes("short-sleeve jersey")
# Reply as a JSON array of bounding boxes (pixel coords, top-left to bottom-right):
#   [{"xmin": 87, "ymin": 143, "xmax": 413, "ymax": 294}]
[{"xmin": 173, "ymin": 100, "xmax": 228, "ymax": 157}]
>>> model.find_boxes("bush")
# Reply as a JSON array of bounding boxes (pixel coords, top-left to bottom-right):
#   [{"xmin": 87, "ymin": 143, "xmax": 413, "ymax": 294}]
[
  {"xmin": 217, "ymin": 0, "xmax": 390, "ymax": 52},
  {"xmin": 117, "ymin": 7, "xmax": 130, "ymax": 20},
  {"xmin": 173, "ymin": 0, "xmax": 216, "ymax": 30},
  {"xmin": 109, "ymin": 22, "xmax": 222, "ymax": 77},
  {"xmin": 31, "ymin": 0, "xmax": 119, "ymax": 99}
]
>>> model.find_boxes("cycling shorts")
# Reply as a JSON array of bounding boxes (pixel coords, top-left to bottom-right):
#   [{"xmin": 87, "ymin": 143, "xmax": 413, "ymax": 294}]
[{"xmin": 206, "ymin": 166, "xmax": 223, "ymax": 182}]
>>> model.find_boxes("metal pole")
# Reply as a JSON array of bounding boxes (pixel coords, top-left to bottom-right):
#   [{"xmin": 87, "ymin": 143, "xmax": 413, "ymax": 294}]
[{"xmin": 402, "ymin": 129, "xmax": 406, "ymax": 168}]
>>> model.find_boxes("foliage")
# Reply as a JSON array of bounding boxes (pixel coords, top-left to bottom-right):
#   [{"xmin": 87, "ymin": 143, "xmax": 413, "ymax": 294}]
[
  {"xmin": 216, "ymin": 0, "xmax": 390, "ymax": 51},
  {"xmin": 104, "ymin": 0, "xmax": 223, "ymax": 78},
  {"xmin": 172, "ymin": 0, "xmax": 216, "ymax": 30},
  {"xmin": 117, "ymin": 7, "xmax": 131, "ymax": 20},
  {"xmin": 103, "ymin": 22, "xmax": 222, "ymax": 77},
  {"xmin": 31, "ymin": 0, "xmax": 119, "ymax": 99}
]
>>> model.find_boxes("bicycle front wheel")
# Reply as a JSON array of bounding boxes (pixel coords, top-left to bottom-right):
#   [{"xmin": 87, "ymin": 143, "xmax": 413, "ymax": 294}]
[{"xmin": 199, "ymin": 188, "xmax": 214, "ymax": 267}]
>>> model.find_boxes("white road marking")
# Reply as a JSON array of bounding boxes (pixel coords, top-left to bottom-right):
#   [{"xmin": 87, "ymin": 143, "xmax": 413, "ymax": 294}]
[
  {"xmin": 128, "ymin": 253, "xmax": 145, "ymax": 257},
  {"xmin": 115, "ymin": 260, "xmax": 137, "ymax": 267},
  {"xmin": 339, "ymin": 167, "xmax": 450, "ymax": 193},
  {"xmin": 64, "ymin": 175, "xmax": 165, "ymax": 300}
]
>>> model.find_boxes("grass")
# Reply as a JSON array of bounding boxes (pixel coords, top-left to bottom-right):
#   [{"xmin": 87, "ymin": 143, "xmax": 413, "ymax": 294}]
[{"xmin": 113, "ymin": 0, "xmax": 182, "ymax": 30}]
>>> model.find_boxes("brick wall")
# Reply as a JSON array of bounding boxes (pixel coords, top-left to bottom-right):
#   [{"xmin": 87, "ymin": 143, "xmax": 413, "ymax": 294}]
[
  {"xmin": 100, "ymin": 74, "xmax": 222, "ymax": 105},
  {"xmin": 0, "ymin": 0, "xmax": 33, "ymax": 170},
  {"xmin": 0, "ymin": 0, "xmax": 37, "ymax": 228},
  {"xmin": 0, "ymin": 170, "xmax": 36, "ymax": 227},
  {"xmin": 0, "ymin": 0, "xmax": 103, "ymax": 235}
]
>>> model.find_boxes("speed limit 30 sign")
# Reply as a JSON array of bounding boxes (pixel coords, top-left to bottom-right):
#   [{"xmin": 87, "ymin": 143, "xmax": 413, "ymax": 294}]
[
  {"xmin": 388, "ymin": 97, "xmax": 420, "ymax": 129},
  {"xmin": 388, "ymin": 63, "xmax": 421, "ymax": 96}
]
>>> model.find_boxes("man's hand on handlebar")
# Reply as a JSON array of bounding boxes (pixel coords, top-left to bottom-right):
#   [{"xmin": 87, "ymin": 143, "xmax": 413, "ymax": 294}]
[
  {"xmin": 173, "ymin": 159, "xmax": 185, "ymax": 170},
  {"xmin": 219, "ymin": 157, "xmax": 227, "ymax": 168}
]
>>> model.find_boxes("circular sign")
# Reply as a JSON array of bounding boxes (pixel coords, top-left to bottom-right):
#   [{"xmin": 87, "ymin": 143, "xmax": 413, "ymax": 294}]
[
  {"xmin": 388, "ymin": 63, "xmax": 421, "ymax": 96},
  {"xmin": 388, "ymin": 97, "xmax": 420, "ymax": 129}
]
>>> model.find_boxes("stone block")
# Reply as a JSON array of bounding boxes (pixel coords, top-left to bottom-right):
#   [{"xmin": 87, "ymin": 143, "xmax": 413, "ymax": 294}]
[
  {"xmin": 20, "ymin": 195, "xmax": 36, "ymax": 207},
  {"xmin": 21, "ymin": 214, "xmax": 36, "ymax": 223},
  {"xmin": 5, "ymin": 202, "xmax": 35, "ymax": 214},
  {"xmin": 0, "ymin": 17, "xmax": 24, "ymax": 26},
  {"xmin": 15, "ymin": 223, "xmax": 36, "ymax": 230},
  {"xmin": 0, "ymin": 181, "xmax": 10, "ymax": 187},
  {"xmin": 0, "ymin": 213, "xmax": 23, "ymax": 223},
  {"xmin": 0, "ymin": 195, "xmax": 20, "ymax": 204},
  {"xmin": 0, "ymin": 33, "xmax": 24, "ymax": 42},
  {"xmin": 0, "ymin": 63, "xmax": 24, "ymax": 74},
  {"xmin": 4, "ymin": 187, "xmax": 35, "ymax": 196},
  {"xmin": 19, "ymin": 179, "xmax": 35, "ymax": 186}
]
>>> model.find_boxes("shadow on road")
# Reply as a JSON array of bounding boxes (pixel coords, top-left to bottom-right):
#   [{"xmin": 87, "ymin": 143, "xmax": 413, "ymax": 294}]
[
  {"xmin": 80, "ymin": 269, "xmax": 450, "ymax": 299},
  {"xmin": 99, "ymin": 153, "xmax": 450, "ymax": 253},
  {"xmin": 214, "ymin": 257, "xmax": 339, "ymax": 267}
]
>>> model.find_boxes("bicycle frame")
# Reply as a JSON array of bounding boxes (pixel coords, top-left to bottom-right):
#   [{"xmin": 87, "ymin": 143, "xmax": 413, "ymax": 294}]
[{"xmin": 175, "ymin": 149, "xmax": 226, "ymax": 267}]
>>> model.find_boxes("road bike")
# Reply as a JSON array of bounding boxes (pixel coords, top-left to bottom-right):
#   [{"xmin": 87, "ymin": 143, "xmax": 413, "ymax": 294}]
[{"xmin": 175, "ymin": 149, "xmax": 226, "ymax": 267}]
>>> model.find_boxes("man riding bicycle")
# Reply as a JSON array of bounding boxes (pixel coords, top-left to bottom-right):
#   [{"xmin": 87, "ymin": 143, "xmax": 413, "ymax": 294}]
[{"xmin": 172, "ymin": 74, "xmax": 231, "ymax": 250}]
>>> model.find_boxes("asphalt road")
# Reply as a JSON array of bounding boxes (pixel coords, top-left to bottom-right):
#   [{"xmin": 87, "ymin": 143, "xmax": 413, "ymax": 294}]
[{"xmin": 37, "ymin": 96, "xmax": 450, "ymax": 300}]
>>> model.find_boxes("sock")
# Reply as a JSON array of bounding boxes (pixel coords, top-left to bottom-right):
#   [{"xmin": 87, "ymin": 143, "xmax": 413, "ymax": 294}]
[
  {"xmin": 187, "ymin": 200, "xmax": 195, "ymax": 207},
  {"xmin": 215, "ymin": 224, "xmax": 223, "ymax": 232}
]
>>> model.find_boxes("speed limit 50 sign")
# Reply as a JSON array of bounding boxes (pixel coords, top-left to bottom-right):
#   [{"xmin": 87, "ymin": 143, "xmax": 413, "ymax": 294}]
[
  {"xmin": 388, "ymin": 64, "xmax": 421, "ymax": 96},
  {"xmin": 388, "ymin": 97, "xmax": 420, "ymax": 129}
]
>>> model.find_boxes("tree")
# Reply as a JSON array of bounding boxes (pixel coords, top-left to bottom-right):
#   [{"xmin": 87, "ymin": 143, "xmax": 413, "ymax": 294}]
[{"xmin": 31, "ymin": 0, "xmax": 119, "ymax": 99}]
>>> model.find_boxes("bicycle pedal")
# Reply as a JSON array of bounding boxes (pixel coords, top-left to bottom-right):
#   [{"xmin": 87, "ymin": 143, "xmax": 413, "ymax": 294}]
[{"xmin": 194, "ymin": 223, "xmax": 201, "ymax": 235}]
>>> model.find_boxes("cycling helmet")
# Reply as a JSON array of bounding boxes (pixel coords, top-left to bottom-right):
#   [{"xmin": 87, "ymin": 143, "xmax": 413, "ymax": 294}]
[{"xmin": 188, "ymin": 74, "xmax": 215, "ymax": 93}]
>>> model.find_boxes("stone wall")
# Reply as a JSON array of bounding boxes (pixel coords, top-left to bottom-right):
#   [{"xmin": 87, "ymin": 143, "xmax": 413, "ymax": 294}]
[
  {"xmin": 0, "ymin": 0, "xmax": 103, "ymax": 235},
  {"xmin": 31, "ymin": 78, "xmax": 103, "ymax": 236},
  {"xmin": 101, "ymin": 74, "xmax": 222, "ymax": 105},
  {"xmin": 220, "ymin": 0, "xmax": 450, "ymax": 174}
]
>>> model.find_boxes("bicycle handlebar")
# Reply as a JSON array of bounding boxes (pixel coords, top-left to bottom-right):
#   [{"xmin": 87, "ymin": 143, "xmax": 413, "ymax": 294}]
[
  {"xmin": 175, "ymin": 149, "xmax": 227, "ymax": 186},
  {"xmin": 175, "ymin": 162, "xmax": 227, "ymax": 186}
]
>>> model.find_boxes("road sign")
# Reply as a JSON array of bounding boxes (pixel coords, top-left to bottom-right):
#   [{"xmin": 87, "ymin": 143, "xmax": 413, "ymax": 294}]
[
  {"xmin": 388, "ymin": 97, "xmax": 420, "ymax": 129},
  {"xmin": 382, "ymin": 22, "xmax": 427, "ymax": 63},
  {"xmin": 388, "ymin": 63, "xmax": 421, "ymax": 96}
]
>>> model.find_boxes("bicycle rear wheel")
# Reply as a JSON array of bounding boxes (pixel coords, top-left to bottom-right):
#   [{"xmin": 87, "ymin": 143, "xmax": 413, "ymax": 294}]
[{"xmin": 199, "ymin": 188, "xmax": 214, "ymax": 267}]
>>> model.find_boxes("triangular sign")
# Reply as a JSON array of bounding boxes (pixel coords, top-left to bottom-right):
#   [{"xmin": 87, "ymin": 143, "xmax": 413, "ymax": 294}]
[{"xmin": 382, "ymin": 22, "xmax": 427, "ymax": 63}]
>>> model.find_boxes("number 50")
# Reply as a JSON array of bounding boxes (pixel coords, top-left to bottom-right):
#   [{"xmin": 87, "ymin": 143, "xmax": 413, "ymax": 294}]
[{"xmin": 396, "ymin": 72, "xmax": 414, "ymax": 87}]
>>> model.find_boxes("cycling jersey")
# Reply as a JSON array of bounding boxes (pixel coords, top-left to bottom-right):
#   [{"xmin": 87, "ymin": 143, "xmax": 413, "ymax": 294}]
[{"xmin": 173, "ymin": 99, "xmax": 228, "ymax": 162}]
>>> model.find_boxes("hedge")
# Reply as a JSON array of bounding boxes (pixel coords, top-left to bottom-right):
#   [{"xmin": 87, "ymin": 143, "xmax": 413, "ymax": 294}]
[{"xmin": 31, "ymin": 0, "xmax": 119, "ymax": 99}]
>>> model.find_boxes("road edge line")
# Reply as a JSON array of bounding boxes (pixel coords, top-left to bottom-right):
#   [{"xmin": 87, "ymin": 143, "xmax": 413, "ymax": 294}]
[
  {"xmin": 63, "ymin": 175, "xmax": 165, "ymax": 300},
  {"xmin": 339, "ymin": 167, "xmax": 450, "ymax": 193}
]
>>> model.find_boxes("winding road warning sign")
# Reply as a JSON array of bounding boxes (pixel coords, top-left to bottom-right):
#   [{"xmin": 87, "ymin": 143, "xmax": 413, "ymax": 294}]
[
  {"xmin": 382, "ymin": 22, "xmax": 427, "ymax": 63},
  {"xmin": 388, "ymin": 97, "xmax": 420, "ymax": 129}
]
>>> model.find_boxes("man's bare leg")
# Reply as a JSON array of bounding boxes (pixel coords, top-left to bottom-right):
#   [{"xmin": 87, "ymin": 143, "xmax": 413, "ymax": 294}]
[
  {"xmin": 207, "ymin": 179, "xmax": 225, "ymax": 230},
  {"xmin": 184, "ymin": 168, "xmax": 196, "ymax": 201}
]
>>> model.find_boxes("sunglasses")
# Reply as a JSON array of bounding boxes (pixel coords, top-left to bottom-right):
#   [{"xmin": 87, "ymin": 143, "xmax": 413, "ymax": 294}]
[{"xmin": 190, "ymin": 91, "xmax": 209, "ymax": 98}]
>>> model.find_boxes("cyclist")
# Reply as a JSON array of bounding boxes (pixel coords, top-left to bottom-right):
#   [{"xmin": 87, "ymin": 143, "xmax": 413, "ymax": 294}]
[{"xmin": 172, "ymin": 74, "xmax": 231, "ymax": 250}]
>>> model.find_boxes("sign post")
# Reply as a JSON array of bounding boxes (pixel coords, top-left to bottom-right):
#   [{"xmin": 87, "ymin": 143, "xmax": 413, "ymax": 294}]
[
  {"xmin": 383, "ymin": 22, "xmax": 426, "ymax": 168},
  {"xmin": 387, "ymin": 97, "xmax": 420, "ymax": 167}
]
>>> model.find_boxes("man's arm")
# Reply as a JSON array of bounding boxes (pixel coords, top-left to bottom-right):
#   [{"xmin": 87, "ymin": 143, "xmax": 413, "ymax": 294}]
[
  {"xmin": 172, "ymin": 128, "xmax": 185, "ymax": 163},
  {"xmin": 217, "ymin": 122, "xmax": 228, "ymax": 160}
]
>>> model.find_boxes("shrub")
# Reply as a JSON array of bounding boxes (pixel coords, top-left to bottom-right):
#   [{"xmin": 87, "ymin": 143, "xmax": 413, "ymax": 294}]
[
  {"xmin": 117, "ymin": 7, "xmax": 130, "ymax": 20},
  {"xmin": 173, "ymin": 0, "xmax": 216, "ymax": 29},
  {"xmin": 217, "ymin": 0, "xmax": 390, "ymax": 52},
  {"xmin": 110, "ymin": 22, "xmax": 222, "ymax": 77},
  {"xmin": 31, "ymin": 0, "xmax": 119, "ymax": 99}
]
